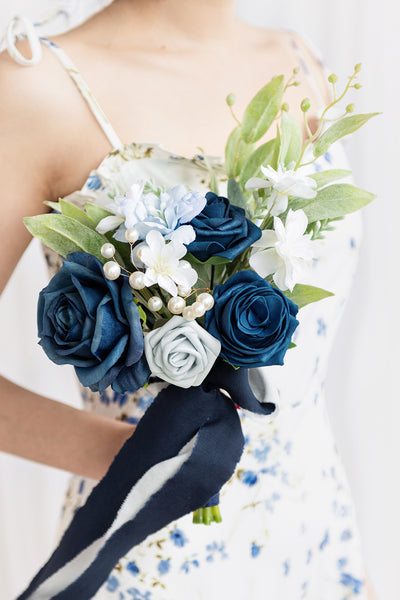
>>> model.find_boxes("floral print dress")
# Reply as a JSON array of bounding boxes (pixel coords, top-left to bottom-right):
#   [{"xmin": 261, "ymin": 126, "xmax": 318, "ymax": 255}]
[{"xmin": 37, "ymin": 38, "xmax": 368, "ymax": 600}]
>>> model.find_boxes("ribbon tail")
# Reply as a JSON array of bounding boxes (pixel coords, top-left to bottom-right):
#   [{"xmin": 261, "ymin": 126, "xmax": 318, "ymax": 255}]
[
  {"xmin": 205, "ymin": 359, "xmax": 278, "ymax": 416},
  {"xmin": 17, "ymin": 385, "xmax": 244, "ymax": 600}
]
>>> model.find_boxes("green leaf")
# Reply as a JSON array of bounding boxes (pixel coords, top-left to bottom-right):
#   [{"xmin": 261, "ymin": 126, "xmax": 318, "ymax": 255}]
[
  {"xmin": 225, "ymin": 126, "xmax": 242, "ymax": 178},
  {"xmin": 59, "ymin": 199, "xmax": 96, "ymax": 229},
  {"xmin": 309, "ymin": 169, "xmax": 352, "ymax": 189},
  {"xmin": 288, "ymin": 342, "xmax": 297, "ymax": 349},
  {"xmin": 204, "ymin": 256, "xmax": 232, "ymax": 266},
  {"xmin": 227, "ymin": 177, "xmax": 247, "ymax": 210},
  {"xmin": 239, "ymin": 138, "xmax": 276, "ymax": 187},
  {"xmin": 84, "ymin": 203, "xmax": 114, "ymax": 227},
  {"xmin": 83, "ymin": 204, "xmax": 134, "ymax": 266},
  {"xmin": 289, "ymin": 183, "xmax": 376, "ymax": 223},
  {"xmin": 137, "ymin": 304, "xmax": 147, "ymax": 328},
  {"xmin": 283, "ymin": 284, "xmax": 334, "ymax": 309},
  {"xmin": 241, "ymin": 75, "xmax": 285, "ymax": 144},
  {"xmin": 186, "ymin": 256, "xmax": 211, "ymax": 291},
  {"xmin": 44, "ymin": 201, "xmax": 61, "ymax": 212},
  {"xmin": 270, "ymin": 126, "xmax": 281, "ymax": 171},
  {"xmin": 202, "ymin": 153, "xmax": 219, "ymax": 195},
  {"xmin": 23, "ymin": 214, "xmax": 108, "ymax": 262},
  {"xmin": 313, "ymin": 113, "xmax": 380, "ymax": 158},
  {"xmin": 279, "ymin": 111, "xmax": 303, "ymax": 167},
  {"xmin": 186, "ymin": 253, "xmax": 232, "ymax": 266}
]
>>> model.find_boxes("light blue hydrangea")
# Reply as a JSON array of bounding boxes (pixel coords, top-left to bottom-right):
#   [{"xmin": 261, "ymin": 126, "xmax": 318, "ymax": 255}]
[{"xmin": 96, "ymin": 182, "xmax": 206, "ymax": 244}]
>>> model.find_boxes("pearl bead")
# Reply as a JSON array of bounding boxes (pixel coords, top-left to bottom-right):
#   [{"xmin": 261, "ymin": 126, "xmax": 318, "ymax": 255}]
[
  {"xmin": 167, "ymin": 296, "xmax": 186, "ymax": 314},
  {"xmin": 191, "ymin": 301, "xmax": 206, "ymax": 318},
  {"xmin": 148, "ymin": 296, "xmax": 163, "ymax": 312},
  {"xmin": 101, "ymin": 243, "xmax": 115, "ymax": 259},
  {"xmin": 135, "ymin": 245, "xmax": 148, "ymax": 263},
  {"xmin": 197, "ymin": 292, "xmax": 214, "ymax": 311},
  {"xmin": 177, "ymin": 285, "xmax": 192, "ymax": 297},
  {"xmin": 129, "ymin": 271, "xmax": 146, "ymax": 290},
  {"xmin": 103, "ymin": 261, "xmax": 121, "ymax": 280},
  {"xmin": 182, "ymin": 306, "xmax": 195, "ymax": 320},
  {"xmin": 125, "ymin": 227, "xmax": 139, "ymax": 244},
  {"xmin": 178, "ymin": 260, "xmax": 191, "ymax": 269}
]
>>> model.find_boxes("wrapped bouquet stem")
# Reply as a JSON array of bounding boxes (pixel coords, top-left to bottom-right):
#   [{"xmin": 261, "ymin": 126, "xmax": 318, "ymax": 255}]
[{"xmin": 18, "ymin": 363, "xmax": 275, "ymax": 600}]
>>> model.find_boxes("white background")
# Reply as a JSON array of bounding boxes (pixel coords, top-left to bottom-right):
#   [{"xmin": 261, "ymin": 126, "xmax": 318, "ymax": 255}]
[{"xmin": 0, "ymin": 1, "xmax": 397, "ymax": 598}]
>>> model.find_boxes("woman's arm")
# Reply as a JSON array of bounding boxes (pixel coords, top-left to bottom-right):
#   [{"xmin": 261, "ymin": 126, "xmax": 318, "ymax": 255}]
[
  {"xmin": 0, "ymin": 43, "xmax": 133, "ymax": 480},
  {"xmin": 0, "ymin": 375, "xmax": 134, "ymax": 479}
]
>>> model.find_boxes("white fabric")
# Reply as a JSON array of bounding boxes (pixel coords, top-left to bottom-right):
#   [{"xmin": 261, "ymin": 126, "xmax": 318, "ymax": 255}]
[
  {"xmin": 0, "ymin": 2, "xmax": 395, "ymax": 600},
  {"xmin": 4, "ymin": 15, "xmax": 42, "ymax": 65}
]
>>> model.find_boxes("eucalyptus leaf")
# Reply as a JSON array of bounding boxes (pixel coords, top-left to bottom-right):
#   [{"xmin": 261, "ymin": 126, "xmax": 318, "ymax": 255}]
[
  {"xmin": 270, "ymin": 126, "xmax": 281, "ymax": 171},
  {"xmin": 204, "ymin": 256, "xmax": 233, "ymax": 266},
  {"xmin": 309, "ymin": 169, "xmax": 352, "ymax": 189},
  {"xmin": 83, "ymin": 204, "xmax": 130, "ymax": 262},
  {"xmin": 239, "ymin": 138, "xmax": 276, "ymax": 187},
  {"xmin": 283, "ymin": 284, "xmax": 334, "ymax": 309},
  {"xmin": 241, "ymin": 75, "xmax": 285, "ymax": 144},
  {"xmin": 227, "ymin": 177, "xmax": 247, "ymax": 210},
  {"xmin": 202, "ymin": 153, "xmax": 219, "ymax": 195},
  {"xmin": 24, "ymin": 214, "xmax": 107, "ymax": 262},
  {"xmin": 236, "ymin": 141, "xmax": 255, "ymax": 177},
  {"xmin": 85, "ymin": 203, "xmax": 114, "ymax": 226},
  {"xmin": 289, "ymin": 183, "xmax": 376, "ymax": 223},
  {"xmin": 59, "ymin": 199, "xmax": 96, "ymax": 229},
  {"xmin": 225, "ymin": 126, "xmax": 242, "ymax": 178},
  {"xmin": 313, "ymin": 113, "xmax": 380, "ymax": 158},
  {"xmin": 279, "ymin": 111, "xmax": 303, "ymax": 167},
  {"xmin": 185, "ymin": 256, "xmax": 212, "ymax": 290},
  {"xmin": 44, "ymin": 201, "xmax": 61, "ymax": 212},
  {"xmin": 186, "ymin": 253, "xmax": 232, "ymax": 266}
]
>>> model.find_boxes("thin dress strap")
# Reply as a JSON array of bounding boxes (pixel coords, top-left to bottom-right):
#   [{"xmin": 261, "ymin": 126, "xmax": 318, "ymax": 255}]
[{"xmin": 39, "ymin": 37, "xmax": 124, "ymax": 150}]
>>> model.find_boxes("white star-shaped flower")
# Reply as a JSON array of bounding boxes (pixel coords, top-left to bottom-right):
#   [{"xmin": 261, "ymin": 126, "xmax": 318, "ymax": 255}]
[
  {"xmin": 245, "ymin": 164, "xmax": 317, "ymax": 217},
  {"xmin": 141, "ymin": 230, "xmax": 198, "ymax": 296},
  {"xmin": 249, "ymin": 209, "xmax": 316, "ymax": 292}
]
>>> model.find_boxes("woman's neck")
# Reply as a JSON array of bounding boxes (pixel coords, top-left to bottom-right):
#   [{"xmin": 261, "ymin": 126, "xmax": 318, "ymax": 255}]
[{"xmin": 86, "ymin": 0, "xmax": 239, "ymax": 51}]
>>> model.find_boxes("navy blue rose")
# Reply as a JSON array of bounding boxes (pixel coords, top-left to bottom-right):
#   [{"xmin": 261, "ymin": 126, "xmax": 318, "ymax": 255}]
[
  {"xmin": 37, "ymin": 252, "xmax": 150, "ymax": 393},
  {"xmin": 205, "ymin": 270, "xmax": 299, "ymax": 367},
  {"xmin": 186, "ymin": 192, "xmax": 261, "ymax": 262}
]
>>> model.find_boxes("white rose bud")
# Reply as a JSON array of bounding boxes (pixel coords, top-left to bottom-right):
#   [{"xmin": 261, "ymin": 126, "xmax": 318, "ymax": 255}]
[{"xmin": 144, "ymin": 316, "xmax": 221, "ymax": 388}]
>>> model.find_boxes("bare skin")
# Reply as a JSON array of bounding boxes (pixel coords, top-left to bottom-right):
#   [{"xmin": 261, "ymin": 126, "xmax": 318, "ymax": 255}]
[{"xmin": 0, "ymin": 2, "xmax": 378, "ymax": 595}]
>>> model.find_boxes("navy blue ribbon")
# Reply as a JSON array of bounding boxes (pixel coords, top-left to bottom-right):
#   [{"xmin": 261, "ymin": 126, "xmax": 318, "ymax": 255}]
[{"xmin": 18, "ymin": 362, "xmax": 275, "ymax": 600}]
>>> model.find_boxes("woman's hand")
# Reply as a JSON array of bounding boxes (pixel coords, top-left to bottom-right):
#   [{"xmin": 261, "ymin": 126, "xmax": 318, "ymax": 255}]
[{"xmin": 0, "ymin": 374, "xmax": 135, "ymax": 480}]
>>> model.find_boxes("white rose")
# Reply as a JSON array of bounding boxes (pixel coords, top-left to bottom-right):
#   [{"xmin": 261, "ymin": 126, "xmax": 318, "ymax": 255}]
[{"xmin": 144, "ymin": 316, "xmax": 221, "ymax": 388}]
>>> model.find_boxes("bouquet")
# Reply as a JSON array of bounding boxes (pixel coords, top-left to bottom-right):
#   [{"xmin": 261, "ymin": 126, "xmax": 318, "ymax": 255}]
[{"xmin": 19, "ymin": 65, "xmax": 377, "ymax": 599}]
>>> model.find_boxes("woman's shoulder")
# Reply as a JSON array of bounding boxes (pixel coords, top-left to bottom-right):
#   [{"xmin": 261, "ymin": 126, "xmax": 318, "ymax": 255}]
[
  {"xmin": 0, "ymin": 39, "xmax": 66, "ymax": 137},
  {"xmin": 0, "ymin": 38, "xmax": 109, "ymax": 200},
  {"xmin": 238, "ymin": 22, "xmax": 331, "ymax": 106},
  {"xmin": 0, "ymin": 40, "xmax": 70, "ymax": 188}
]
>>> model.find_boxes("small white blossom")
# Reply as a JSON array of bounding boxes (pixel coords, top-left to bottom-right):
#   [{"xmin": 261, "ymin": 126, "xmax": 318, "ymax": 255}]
[
  {"xmin": 245, "ymin": 164, "xmax": 317, "ymax": 217},
  {"xmin": 249, "ymin": 209, "xmax": 316, "ymax": 292},
  {"xmin": 141, "ymin": 230, "xmax": 198, "ymax": 296}
]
